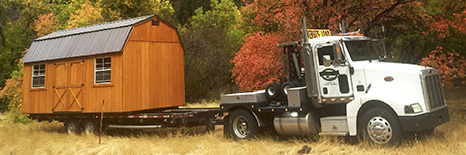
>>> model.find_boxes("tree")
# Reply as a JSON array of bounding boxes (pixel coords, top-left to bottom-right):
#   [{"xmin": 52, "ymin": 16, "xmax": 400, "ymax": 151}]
[
  {"xmin": 34, "ymin": 12, "xmax": 59, "ymax": 37},
  {"xmin": 66, "ymin": 1, "xmax": 104, "ymax": 29},
  {"xmin": 421, "ymin": 47, "xmax": 466, "ymax": 86},
  {"xmin": 100, "ymin": 0, "xmax": 175, "ymax": 23},
  {"xmin": 420, "ymin": 0, "xmax": 466, "ymax": 86},
  {"xmin": 0, "ymin": 50, "xmax": 29, "ymax": 123},
  {"xmin": 182, "ymin": 0, "xmax": 244, "ymax": 101},
  {"xmin": 231, "ymin": 32, "xmax": 282, "ymax": 91},
  {"xmin": 232, "ymin": 0, "xmax": 431, "ymax": 91}
]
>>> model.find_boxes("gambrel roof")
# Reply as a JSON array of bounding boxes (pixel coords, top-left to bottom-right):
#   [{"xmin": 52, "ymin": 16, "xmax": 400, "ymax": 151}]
[{"xmin": 23, "ymin": 15, "xmax": 173, "ymax": 63}]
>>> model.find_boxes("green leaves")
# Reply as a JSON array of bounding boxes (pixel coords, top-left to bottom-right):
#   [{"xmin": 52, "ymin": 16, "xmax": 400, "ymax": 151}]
[{"xmin": 182, "ymin": 0, "xmax": 244, "ymax": 102}]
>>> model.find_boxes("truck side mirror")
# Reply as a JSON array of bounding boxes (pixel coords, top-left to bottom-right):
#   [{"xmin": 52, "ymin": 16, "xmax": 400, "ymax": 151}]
[{"xmin": 332, "ymin": 43, "xmax": 344, "ymax": 66}]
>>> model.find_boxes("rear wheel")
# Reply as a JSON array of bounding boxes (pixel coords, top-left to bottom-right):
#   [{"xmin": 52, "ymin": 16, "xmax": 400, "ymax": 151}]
[
  {"xmin": 228, "ymin": 109, "xmax": 258, "ymax": 140},
  {"xmin": 83, "ymin": 120, "xmax": 99, "ymax": 135},
  {"xmin": 359, "ymin": 108, "xmax": 402, "ymax": 145},
  {"xmin": 65, "ymin": 120, "xmax": 80, "ymax": 134}
]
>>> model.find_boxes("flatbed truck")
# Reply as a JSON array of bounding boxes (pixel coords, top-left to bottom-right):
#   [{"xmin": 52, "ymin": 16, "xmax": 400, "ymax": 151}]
[{"xmin": 29, "ymin": 17, "xmax": 449, "ymax": 145}]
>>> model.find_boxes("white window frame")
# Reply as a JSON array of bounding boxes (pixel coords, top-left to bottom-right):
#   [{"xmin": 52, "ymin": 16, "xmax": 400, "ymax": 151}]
[
  {"xmin": 94, "ymin": 57, "xmax": 111, "ymax": 84},
  {"xmin": 32, "ymin": 64, "xmax": 46, "ymax": 88}
]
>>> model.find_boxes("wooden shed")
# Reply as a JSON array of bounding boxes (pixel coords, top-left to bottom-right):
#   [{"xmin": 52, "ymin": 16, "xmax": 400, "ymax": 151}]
[{"xmin": 21, "ymin": 15, "xmax": 185, "ymax": 114}]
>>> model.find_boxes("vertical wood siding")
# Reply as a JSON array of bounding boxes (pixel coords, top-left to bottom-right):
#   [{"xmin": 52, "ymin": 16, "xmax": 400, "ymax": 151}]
[{"xmin": 22, "ymin": 18, "xmax": 185, "ymax": 114}]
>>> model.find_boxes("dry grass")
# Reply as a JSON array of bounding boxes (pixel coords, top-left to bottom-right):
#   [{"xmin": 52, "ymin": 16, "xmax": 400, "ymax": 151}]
[{"xmin": 1, "ymin": 89, "xmax": 466, "ymax": 155}]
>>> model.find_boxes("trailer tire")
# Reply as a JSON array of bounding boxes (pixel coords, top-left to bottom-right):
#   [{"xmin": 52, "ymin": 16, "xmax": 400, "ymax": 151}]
[
  {"xmin": 265, "ymin": 83, "xmax": 280, "ymax": 100},
  {"xmin": 359, "ymin": 107, "xmax": 402, "ymax": 145},
  {"xmin": 65, "ymin": 120, "xmax": 80, "ymax": 134},
  {"xmin": 83, "ymin": 120, "xmax": 99, "ymax": 135},
  {"xmin": 228, "ymin": 109, "xmax": 258, "ymax": 140}
]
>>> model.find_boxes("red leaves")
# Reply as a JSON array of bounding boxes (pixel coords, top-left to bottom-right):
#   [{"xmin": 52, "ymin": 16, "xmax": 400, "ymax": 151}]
[
  {"xmin": 421, "ymin": 46, "xmax": 466, "ymax": 86},
  {"xmin": 231, "ymin": 32, "xmax": 283, "ymax": 91},
  {"xmin": 429, "ymin": 8, "xmax": 466, "ymax": 38}
]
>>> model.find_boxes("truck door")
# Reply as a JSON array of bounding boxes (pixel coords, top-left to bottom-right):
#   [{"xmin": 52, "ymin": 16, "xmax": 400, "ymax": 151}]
[{"xmin": 315, "ymin": 44, "xmax": 353, "ymax": 103}]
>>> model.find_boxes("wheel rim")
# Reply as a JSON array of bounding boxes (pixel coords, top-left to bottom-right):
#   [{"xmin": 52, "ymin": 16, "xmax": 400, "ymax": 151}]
[
  {"xmin": 267, "ymin": 87, "xmax": 276, "ymax": 96},
  {"xmin": 233, "ymin": 116, "xmax": 249, "ymax": 138},
  {"xmin": 84, "ymin": 121, "xmax": 95, "ymax": 135},
  {"xmin": 367, "ymin": 116, "xmax": 392, "ymax": 144},
  {"xmin": 66, "ymin": 122, "xmax": 78, "ymax": 134},
  {"xmin": 283, "ymin": 85, "xmax": 291, "ymax": 95}
]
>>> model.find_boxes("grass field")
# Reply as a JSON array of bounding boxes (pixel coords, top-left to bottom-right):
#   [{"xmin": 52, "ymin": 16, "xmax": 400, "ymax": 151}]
[{"xmin": 1, "ymin": 88, "xmax": 465, "ymax": 155}]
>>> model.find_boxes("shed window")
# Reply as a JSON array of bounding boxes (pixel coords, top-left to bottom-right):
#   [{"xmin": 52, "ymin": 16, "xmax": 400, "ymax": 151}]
[
  {"xmin": 95, "ymin": 57, "xmax": 111, "ymax": 84},
  {"xmin": 32, "ymin": 64, "xmax": 46, "ymax": 88}
]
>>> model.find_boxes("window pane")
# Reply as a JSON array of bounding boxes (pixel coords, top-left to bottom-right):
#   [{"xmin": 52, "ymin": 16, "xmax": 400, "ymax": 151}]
[
  {"xmin": 32, "ymin": 64, "xmax": 46, "ymax": 88},
  {"xmin": 32, "ymin": 76, "xmax": 45, "ymax": 87},
  {"xmin": 38, "ymin": 76, "xmax": 45, "ymax": 85},
  {"xmin": 104, "ymin": 63, "xmax": 111, "ymax": 70},
  {"xmin": 33, "ymin": 70, "xmax": 39, "ymax": 76},
  {"xmin": 96, "ymin": 64, "xmax": 103, "ymax": 70},
  {"xmin": 95, "ymin": 57, "xmax": 111, "ymax": 83},
  {"xmin": 96, "ymin": 70, "xmax": 111, "ymax": 83}
]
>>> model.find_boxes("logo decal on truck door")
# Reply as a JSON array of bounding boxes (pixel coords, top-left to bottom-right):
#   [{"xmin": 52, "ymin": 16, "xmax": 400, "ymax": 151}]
[{"xmin": 319, "ymin": 69, "xmax": 340, "ymax": 81}]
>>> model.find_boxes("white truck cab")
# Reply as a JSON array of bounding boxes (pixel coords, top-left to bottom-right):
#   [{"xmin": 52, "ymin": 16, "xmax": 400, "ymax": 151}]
[
  {"xmin": 310, "ymin": 35, "xmax": 449, "ymax": 139},
  {"xmin": 220, "ymin": 18, "xmax": 449, "ymax": 145}
]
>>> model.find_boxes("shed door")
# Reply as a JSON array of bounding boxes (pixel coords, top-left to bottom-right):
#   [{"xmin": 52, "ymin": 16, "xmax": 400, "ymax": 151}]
[
  {"xmin": 68, "ymin": 61, "xmax": 85, "ymax": 112},
  {"xmin": 52, "ymin": 61, "xmax": 85, "ymax": 112}
]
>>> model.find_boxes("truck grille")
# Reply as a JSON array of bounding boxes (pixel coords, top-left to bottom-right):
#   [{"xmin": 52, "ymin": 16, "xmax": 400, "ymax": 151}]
[{"xmin": 423, "ymin": 74, "xmax": 446, "ymax": 110}]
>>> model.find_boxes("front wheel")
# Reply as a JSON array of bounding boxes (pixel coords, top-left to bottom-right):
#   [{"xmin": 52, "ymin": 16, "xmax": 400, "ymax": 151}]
[
  {"xmin": 65, "ymin": 120, "xmax": 80, "ymax": 134},
  {"xmin": 359, "ymin": 108, "xmax": 402, "ymax": 145},
  {"xmin": 228, "ymin": 109, "xmax": 258, "ymax": 140}
]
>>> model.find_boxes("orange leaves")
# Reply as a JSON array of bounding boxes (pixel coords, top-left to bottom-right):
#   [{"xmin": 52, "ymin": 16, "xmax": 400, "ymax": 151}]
[
  {"xmin": 66, "ymin": 1, "xmax": 104, "ymax": 29},
  {"xmin": 231, "ymin": 32, "xmax": 283, "ymax": 91},
  {"xmin": 429, "ymin": 6, "xmax": 466, "ymax": 38},
  {"xmin": 421, "ymin": 46, "xmax": 466, "ymax": 86},
  {"xmin": 34, "ymin": 12, "xmax": 59, "ymax": 37}
]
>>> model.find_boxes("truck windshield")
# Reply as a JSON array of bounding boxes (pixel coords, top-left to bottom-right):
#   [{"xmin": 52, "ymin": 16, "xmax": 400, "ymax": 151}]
[{"xmin": 344, "ymin": 40, "xmax": 378, "ymax": 61}]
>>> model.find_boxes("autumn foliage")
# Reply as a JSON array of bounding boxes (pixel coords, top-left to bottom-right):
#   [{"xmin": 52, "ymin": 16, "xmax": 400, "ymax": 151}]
[
  {"xmin": 231, "ymin": 32, "xmax": 282, "ymax": 91},
  {"xmin": 231, "ymin": 0, "xmax": 428, "ymax": 91},
  {"xmin": 421, "ymin": 47, "xmax": 466, "ymax": 86}
]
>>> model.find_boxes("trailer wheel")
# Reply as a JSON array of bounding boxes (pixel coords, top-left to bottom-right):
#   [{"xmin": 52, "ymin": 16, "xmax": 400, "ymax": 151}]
[
  {"xmin": 83, "ymin": 120, "xmax": 98, "ymax": 135},
  {"xmin": 228, "ymin": 109, "xmax": 258, "ymax": 140},
  {"xmin": 265, "ymin": 83, "xmax": 280, "ymax": 100},
  {"xmin": 65, "ymin": 120, "xmax": 80, "ymax": 134},
  {"xmin": 359, "ymin": 107, "xmax": 402, "ymax": 145}
]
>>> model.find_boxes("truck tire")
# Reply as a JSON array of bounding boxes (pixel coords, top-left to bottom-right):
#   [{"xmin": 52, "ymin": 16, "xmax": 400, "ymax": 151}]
[
  {"xmin": 359, "ymin": 107, "xmax": 402, "ymax": 145},
  {"xmin": 228, "ymin": 109, "xmax": 258, "ymax": 140},
  {"xmin": 82, "ymin": 120, "xmax": 99, "ymax": 135},
  {"xmin": 265, "ymin": 83, "xmax": 280, "ymax": 100},
  {"xmin": 65, "ymin": 120, "xmax": 80, "ymax": 134}
]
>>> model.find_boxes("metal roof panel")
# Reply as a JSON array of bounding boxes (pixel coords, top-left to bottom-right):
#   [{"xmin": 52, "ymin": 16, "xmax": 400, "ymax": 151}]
[{"xmin": 23, "ymin": 27, "xmax": 132, "ymax": 63}]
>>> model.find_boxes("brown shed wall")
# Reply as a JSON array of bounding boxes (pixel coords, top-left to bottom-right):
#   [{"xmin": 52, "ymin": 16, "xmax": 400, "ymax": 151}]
[
  {"xmin": 22, "ymin": 18, "xmax": 184, "ymax": 114},
  {"xmin": 22, "ymin": 54, "xmax": 124, "ymax": 114},
  {"xmin": 122, "ymin": 19, "xmax": 185, "ymax": 112}
]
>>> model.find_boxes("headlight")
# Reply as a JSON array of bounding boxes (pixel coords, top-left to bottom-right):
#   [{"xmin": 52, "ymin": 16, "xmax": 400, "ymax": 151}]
[{"xmin": 404, "ymin": 103, "xmax": 423, "ymax": 114}]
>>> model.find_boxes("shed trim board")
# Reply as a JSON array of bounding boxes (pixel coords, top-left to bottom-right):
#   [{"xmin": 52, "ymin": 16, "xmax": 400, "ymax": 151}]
[{"xmin": 22, "ymin": 15, "xmax": 185, "ymax": 114}]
